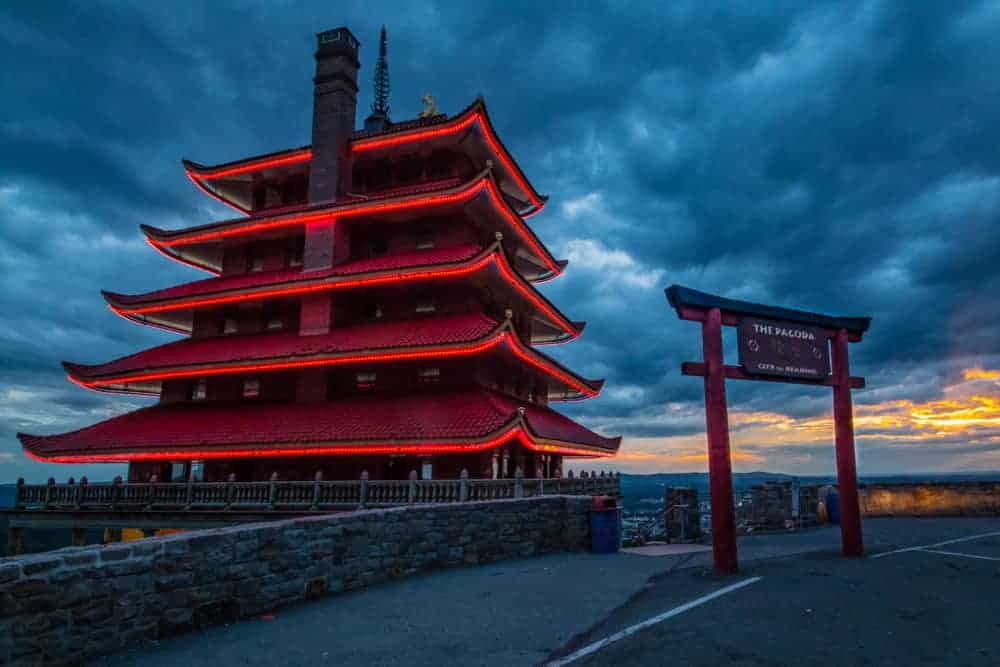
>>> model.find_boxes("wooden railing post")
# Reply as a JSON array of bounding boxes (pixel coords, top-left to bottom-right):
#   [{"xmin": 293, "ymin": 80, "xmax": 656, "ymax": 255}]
[
  {"xmin": 514, "ymin": 468, "xmax": 524, "ymax": 498},
  {"xmin": 112, "ymin": 475, "xmax": 123, "ymax": 510},
  {"xmin": 359, "ymin": 470, "xmax": 369, "ymax": 509},
  {"xmin": 536, "ymin": 467, "xmax": 544, "ymax": 496},
  {"xmin": 459, "ymin": 469, "xmax": 469, "ymax": 502},
  {"xmin": 226, "ymin": 473, "xmax": 236, "ymax": 509},
  {"xmin": 77, "ymin": 477, "xmax": 87, "ymax": 509},
  {"xmin": 269, "ymin": 472, "xmax": 279, "ymax": 509},
  {"xmin": 14, "ymin": 478, "xmax": 24, "ymax": 508},
  {"xmin": 185, "ymin": 470, "xmax": 195, "ymax": 509},
  {"xmin": 44, "ymin": 477, "xmax": 54, "ymax": 509},
  {"xmin": 312, "ymin": 470, "xmax": 323, "ymax": 510},
  {"xmin": 408, "ymin": 470, "xmax": 418, "ymax": 503}
]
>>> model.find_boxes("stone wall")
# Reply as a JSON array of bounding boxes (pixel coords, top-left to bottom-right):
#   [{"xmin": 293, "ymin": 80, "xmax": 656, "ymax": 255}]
[
  {"xmin": 859, "ymin": 482, "xmax": 1000, "ymax": 517},
  {"xmin": 0, "ymin": 496, "xmax": 591, "ymax": 664},
  {"xmin": 663, "ymin": 487, "xmax": 701, "ymax": 541},
  {"xmin": 750, "ymin": 481, "xmax": 820, "ymax": 530}
]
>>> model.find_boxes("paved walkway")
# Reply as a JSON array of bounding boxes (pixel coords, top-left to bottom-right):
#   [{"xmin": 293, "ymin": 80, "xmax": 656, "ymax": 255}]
[{"xmin": 103, "ymin": 518, "xmax": 1000, "ymax": 666}]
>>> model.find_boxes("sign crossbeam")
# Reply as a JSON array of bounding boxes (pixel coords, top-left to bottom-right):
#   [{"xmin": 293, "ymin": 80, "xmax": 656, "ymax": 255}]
[
  {"xmin": 680, "ymin": 362, "xmax": 866, "ymax": 389},
  {"xmin": 666, "ymin": 284, "xmax": 872, "ymax": 574}
]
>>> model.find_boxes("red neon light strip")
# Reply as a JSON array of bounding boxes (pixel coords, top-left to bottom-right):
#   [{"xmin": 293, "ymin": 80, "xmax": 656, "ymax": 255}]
[
  {"xmin": 160, "ymin": 181, "xmax": 488, "ymax": 246},
  {"xmin": 70, "ymin": 328, "xmax": 597, "ymax": 398},
  {"xmin": 505, "ymin": 337, "xmax": 597, "ymax": 397},
  {"xmin": 116, "ymin": 249, "xmax": 577, "ymax": 339},
  {"xmin": 122, "ymin": 253, "xmax": 493, "ymax": 315},
  {"xmin": 154, "ymin": 177, "xmax": 559, "ymax": 274},
  {"xmin": 352, "ymin": 110, "xmax": 544, "ymax": 211},
  {"xmin": 76, "ymin": 334, "xmax": 507, "ymax": 388},
  {"xmin": 23, "ymin": 426, "xmax": 612, "ymax": 463},
  {"xmin": 188, "ymin": 150, "xmax": 312, "ymax": 180}
]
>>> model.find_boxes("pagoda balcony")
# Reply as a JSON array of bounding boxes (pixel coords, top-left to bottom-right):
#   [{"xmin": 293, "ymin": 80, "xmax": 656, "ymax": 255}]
[
  {"xmin": 104, "ymin": 241, "xmax": 583, "ymax": 343},
  {"xmin": 183, "ymin": 98, "xmax": 546, "ymax": 217},
  {"xmin": 63, "ymin": 313, "xmax": 602, "ymax": 400},
  {"xmin": 143, "ymin": 169, "xmax": 561, "ymax": 280}
]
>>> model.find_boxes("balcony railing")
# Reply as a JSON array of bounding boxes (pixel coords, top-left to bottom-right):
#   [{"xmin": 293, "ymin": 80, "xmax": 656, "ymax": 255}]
[{"xmin": 12, "ymin": 470, "xmax": 620, "ymax": 513}]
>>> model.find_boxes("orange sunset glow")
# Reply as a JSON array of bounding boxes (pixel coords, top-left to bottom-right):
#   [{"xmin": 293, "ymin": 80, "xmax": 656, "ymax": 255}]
[{"xmin": 589, "ymin": 367, "xmax": 1000, "ymax": 474}]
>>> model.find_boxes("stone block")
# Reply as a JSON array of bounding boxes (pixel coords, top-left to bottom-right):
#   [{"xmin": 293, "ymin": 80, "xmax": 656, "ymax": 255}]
[
  {"xmin": 100, "ymin": 545, "xmax": 133, "ymax": 562},
  {"xmin": 0, "ymin": 563, "xmax": 22, "ymax": 584}
]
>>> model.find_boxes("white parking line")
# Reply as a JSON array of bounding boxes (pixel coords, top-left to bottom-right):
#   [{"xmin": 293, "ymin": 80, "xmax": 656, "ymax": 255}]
[
  {"xmin": 869, "ymin": 531, "xmax": 1000, "ymax": 559},
  {"xmin": 919, "ymin": 548, "xmax": 1000, "ymax": 562},
  {"xmin": 544, "ymin": 577, "xmax": 762, "ymax": 667}
]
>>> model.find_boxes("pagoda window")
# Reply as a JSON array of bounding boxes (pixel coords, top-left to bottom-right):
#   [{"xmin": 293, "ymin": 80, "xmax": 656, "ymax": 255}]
[
  {"xmin": 370, "ymin": 237, "xmax": 389, "ymax": 257},
  {"xmin": 170, "ymin": 462, "xmax": 187, "ymax": 483},
  {"xmin": 395, "ymin": 153, "xmax": 423, "ymax": 186},
  {"xmin": 282, "ymin": 175, "xmax": 308, "ymax": 206},
  {"xmin": 248, "ymin": 243, "xmax": 266, "ymax": 272},
  {"xmin": 421, "ymin": 461, "xmax": 433, "ymax": 480},
  {"xmin": 417, "ymin": 367, "xmax": 440, "ymax": 386},
  {"xmin": 356, "ymin": 372, "xmax": 376, "ymax": 391},
  {"xmin": 427, "ymin": 149, "xmax": 453, "ymax": 180},
  {"xmin": 190, "ymin": 461, "xmax": 205, "ymax": 482},
  {"xmin": 242, "ymin": 378, "xmax": 260, "ymax": 398},
  {"xmin": 369, "ymin": 159, "xmax": 391, "ymax": 191},
  {"xmin": 363, "ymin": 298, "xmax": 383, "ymax": 320},
  {"xmin": 263, "ymin": 183, "xmax": 283, "ymax": 209},
  {"xmin": 222, "ymin": 315, "xmax": 239, "ymax": 335},
  {"xmin": 288, "ymin": 234, "xmax": 305, "ymax": 268},
  {"xmin": 191, "ymin": 378, "xmax": 208, "ymax": 401},
  {"xmin": 415, "ymin": 227, "xmax": 434, "ymax": 250}
]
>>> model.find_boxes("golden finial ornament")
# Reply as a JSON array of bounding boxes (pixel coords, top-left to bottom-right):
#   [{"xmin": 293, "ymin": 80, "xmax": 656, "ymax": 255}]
[{"xmin": 418, "ymin": 93, "xmax": 438, "ymax": 118}]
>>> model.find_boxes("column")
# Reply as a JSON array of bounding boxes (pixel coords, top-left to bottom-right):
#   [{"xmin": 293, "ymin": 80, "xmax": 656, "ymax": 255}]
[
  {"xmin": 831, "ymin": 328, "xmax": 864, "ymax": 557},
  {"xmin": 702, "ymin": 307, "xmax": 738, "ymax": 573}
]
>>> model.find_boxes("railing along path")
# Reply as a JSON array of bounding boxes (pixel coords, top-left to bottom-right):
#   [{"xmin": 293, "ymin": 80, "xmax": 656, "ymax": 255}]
[{"xmin": 12, "ymin": 470, "xmax": 621, "ymax": 513}]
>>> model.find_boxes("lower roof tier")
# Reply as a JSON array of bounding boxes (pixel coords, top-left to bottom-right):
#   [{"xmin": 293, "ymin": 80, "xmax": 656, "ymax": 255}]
[
  {"xmin": 18, "ymin": 388, "xmax": 621, "ymax": 462},
  {"xmin": 62, "ymin": 312, "xmax": 603, "ymax": 400},
  {"xmin": 104, "ymin": 242, "xmax": 582, "ymax": 342}
]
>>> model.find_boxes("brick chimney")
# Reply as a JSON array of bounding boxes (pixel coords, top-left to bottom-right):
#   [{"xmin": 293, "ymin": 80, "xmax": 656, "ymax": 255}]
[
  {"xmin": 308, "ymin": 27, "xmax": 360, "ymax": 204},
  {"xmin": 298, "ymin": 27, "xmax": 359, "ymax": 352}
]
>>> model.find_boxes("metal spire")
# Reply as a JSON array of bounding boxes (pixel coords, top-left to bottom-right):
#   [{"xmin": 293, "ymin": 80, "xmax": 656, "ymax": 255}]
[{"xmin": 371, "ymin": 25, "xmax": 390, "ymax": 119}]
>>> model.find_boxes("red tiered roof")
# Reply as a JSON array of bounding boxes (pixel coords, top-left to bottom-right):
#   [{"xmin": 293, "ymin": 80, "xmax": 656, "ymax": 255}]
[
  {"xmin": 107, "ymin": 243, "xmax": 482, "ymax": 307},
  {"xmin": 18, "ymin": 388, "xmax": 620, "ymax": 462},
  {"xmin": 145, "ymin": 170, "xmax": 562, "ymax": 278},
  {"xmin": 63, "ymin": 314, "xmax": 602, "ymax": 399},
  {"xmin": 183, "ymin": 99, "xmax": 546, "ymax": 216},
  {"xmin": 104, "ymin": 242, "xmax": 583, "ymax": 342}
]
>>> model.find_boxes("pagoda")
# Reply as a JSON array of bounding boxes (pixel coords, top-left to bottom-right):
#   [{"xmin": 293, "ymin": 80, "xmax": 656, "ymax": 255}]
[{"xmin": 18, "ymin": 26, "xmax": 620, "ymax": 483}]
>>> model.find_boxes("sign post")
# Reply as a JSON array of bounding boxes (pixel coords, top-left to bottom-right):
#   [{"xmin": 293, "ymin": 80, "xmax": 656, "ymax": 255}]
[{"xmin": 666, "ymin": 285, "xmax": 871, "ymax": 573}]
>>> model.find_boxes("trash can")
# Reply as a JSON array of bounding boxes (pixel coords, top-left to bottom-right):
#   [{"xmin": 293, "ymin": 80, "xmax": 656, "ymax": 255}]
[
  {"xmin": 827, "ymin": 490, "xmax": 841, "ymax": 525},
  {"xmin": 590, "ymin": 495, "xmax": 621, "ymax": 553}
]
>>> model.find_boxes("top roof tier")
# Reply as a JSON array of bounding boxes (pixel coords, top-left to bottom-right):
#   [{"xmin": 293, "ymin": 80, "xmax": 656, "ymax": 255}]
[{"xmin": 184, "ymin": 99, "xmax": 547, "ymax": 217}]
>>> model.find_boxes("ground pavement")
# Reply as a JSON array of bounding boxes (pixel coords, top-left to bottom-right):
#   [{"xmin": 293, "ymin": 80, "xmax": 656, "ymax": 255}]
[{"xmin": 103, "ymin": 517, "xmax": 1000, "ymax": 666}]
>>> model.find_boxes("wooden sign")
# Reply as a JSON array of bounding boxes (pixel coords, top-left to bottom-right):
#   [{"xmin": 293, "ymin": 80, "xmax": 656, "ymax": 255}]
[{"xmin": 738, "ymin": 317, "xmax": 830, "ymax": 380}]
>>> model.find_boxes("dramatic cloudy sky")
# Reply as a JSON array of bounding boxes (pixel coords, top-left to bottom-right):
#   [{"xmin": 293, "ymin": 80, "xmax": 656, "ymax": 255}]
[{"xmin": 2, "ymin": 1, "xmax": 999, "ymax": 482}]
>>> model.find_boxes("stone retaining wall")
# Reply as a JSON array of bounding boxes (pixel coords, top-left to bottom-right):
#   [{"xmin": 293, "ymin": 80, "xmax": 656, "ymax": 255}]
[
  {"xmin": 0, "ymin": 496, "xmax": 592, "ymax": 664},
  {"xmin": 859, "ymin": 482, "xmax": 1000, "ymax": 517}
]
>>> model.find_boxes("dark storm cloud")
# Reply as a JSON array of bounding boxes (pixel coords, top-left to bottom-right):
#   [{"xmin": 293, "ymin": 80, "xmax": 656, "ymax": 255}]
[{"xmin": 2, "ymin": 0, "xmax": 999, "ymax": 479}]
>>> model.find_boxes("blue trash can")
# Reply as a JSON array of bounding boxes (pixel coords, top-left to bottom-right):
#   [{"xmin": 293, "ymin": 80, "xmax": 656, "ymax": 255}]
[
  {"xmin": 827, "ymin": 490, "xmax": 841, "ymax": 525},
  {"xmin": 590, "ymin": 496, "xmax": 621, "ymax": 553}
]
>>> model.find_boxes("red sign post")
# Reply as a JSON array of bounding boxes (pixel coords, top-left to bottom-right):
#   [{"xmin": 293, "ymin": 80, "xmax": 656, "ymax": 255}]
[{"xmin": 666, "ymin": 285, "xmax": 871, "ymax": 573}]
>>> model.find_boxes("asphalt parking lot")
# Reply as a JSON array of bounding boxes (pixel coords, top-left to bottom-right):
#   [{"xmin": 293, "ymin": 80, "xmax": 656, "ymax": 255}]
[
  {"xmin": 552, "ymin": 523, "xmax": 1000, "ymax": 666},
  {"xmin": 106, "ymin": 518, "xmax": 1000, "ymax": 666}
]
